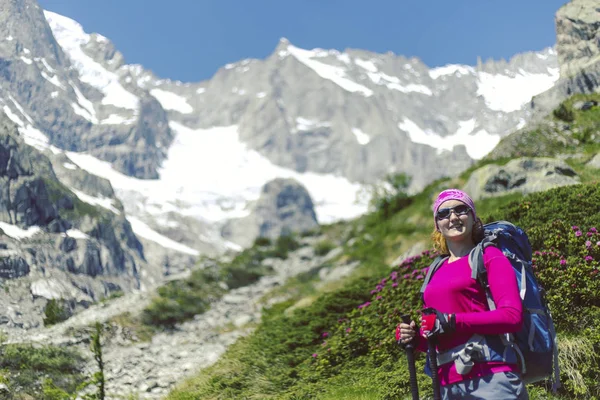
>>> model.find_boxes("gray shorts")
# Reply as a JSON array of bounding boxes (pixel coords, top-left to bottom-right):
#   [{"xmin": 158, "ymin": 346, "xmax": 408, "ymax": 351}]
[{"xmin": 441, "ymin": 372, "xmax": 529, "ymax": 400}]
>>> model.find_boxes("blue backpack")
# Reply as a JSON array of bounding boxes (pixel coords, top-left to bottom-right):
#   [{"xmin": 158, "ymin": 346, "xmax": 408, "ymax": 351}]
[{"xmin": 420, "ymin": 221, "xmax": 560, "ymax": 390}]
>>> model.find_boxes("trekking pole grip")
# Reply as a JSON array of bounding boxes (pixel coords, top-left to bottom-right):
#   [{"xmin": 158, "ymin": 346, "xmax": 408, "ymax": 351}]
[{"xmin": 401, "ymin": 315, "xmax": 420, "ymax": 400}]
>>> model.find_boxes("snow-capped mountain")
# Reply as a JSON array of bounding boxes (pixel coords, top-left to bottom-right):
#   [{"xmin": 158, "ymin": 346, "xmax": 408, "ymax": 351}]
[{"xmin": 0, "ymin": 0, "xmax": 560, "ymax": 260}]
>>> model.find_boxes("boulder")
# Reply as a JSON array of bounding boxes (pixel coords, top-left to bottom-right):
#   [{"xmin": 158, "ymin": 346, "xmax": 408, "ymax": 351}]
[
  {"xmin": 463, "ymin": 158, "xmax": 580, "ymax": 200},
  {"xmin": 587, "ymin": 153, "xmax": 600, "ymax": 168}
]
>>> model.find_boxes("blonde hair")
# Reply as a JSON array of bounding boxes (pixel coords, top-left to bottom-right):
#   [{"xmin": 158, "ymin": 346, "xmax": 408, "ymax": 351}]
[{"xmin": 431, "ymin": 217, "xmax": 485, "ymax": 256}]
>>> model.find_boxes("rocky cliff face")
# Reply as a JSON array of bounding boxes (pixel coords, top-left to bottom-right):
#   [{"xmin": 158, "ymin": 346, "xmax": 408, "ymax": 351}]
[
  {"xmin": 530, "ymin": 0, "xmax": 600, "ymax": 116},
  {"xmin": 0, "ymin": 113, "xmax": 153, "ymax": 329},
  {"xmin": 556, "ymin": 0, "xmax": 600, "ymax": 78}
]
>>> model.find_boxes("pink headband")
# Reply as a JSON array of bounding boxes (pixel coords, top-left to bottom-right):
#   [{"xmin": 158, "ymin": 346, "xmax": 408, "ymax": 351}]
[{"xmin": 433, "ymin": 189, "xmax": 477, "ymax": 224}]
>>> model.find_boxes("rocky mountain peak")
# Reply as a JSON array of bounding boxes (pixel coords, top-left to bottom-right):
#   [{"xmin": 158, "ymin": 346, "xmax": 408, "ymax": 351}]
[{"xmin": 0, "ymin": 0, "xmax": 65, "ymax": 67}]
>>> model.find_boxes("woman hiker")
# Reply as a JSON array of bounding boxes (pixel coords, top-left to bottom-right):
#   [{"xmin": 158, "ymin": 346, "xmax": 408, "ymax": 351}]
[{"xmin": 397, "ymin": 189, "xmax": 529, "ymax": 399}]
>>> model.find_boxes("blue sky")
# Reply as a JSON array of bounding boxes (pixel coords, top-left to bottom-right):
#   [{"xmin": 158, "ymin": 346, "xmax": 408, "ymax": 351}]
[{"xmin": 38, "ymin": 0, "xmax": 569, "ymax": 83}]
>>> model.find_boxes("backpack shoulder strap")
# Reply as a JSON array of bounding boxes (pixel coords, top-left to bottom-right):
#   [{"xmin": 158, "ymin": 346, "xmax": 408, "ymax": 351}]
[
  {"xmin": 467, "ymin": 240, "xmax": 522, "ymax": 368},
  {"xmin": 420, "ymin": 255, "xmax": 448, "ymax": 296},
  {"xmin": 468, "ymin": 241, "xmax": 497, "ymax": 311}
]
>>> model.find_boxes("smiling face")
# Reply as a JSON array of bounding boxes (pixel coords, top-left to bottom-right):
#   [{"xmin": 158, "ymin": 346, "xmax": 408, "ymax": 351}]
[{"xmin": 435, "ymin": 199, "xmax": 474, "ymax": 244}]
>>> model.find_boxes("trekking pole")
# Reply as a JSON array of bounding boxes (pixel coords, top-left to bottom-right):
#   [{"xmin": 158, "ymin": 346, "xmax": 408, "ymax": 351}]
[
  {"xmin": 421, "ymin": 310, "xmax": 442, "ymax": 400},
  {"xmin": 400, "ymin": 315, "xmax": 419, "ymax": 400},
  {"xmin": 427, "ymin": 335, "xmax": 442, "ymax": 400}
]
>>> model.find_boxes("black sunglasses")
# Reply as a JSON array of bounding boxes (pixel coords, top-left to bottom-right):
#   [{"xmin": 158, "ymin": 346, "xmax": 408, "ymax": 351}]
[{"xmin": 436, "ymin": 204, "xmax": 471, "ymax": 220}]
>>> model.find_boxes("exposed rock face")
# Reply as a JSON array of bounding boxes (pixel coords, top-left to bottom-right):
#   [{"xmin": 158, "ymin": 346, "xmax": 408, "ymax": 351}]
[
  {"xmin": 556, "ymin": 0, "xmax": 600, "ymax": 78},
  {"xmin": 0, "ymin": 114, "xmax": 151, "ymax": 329},
  {"xmin": 463, "ymin": 158, "xmax": 580, "ymax": 200},
  {"xmin": 530, "ymin": 0, "xmax": 600, "ymax": 116},
  {"xmin": 222, "ymin": 178, "xmax": 319, "ymax": 248},
  {"xmin": 586, "ymin": 152, "xmax": 600, "ymax": 168}
]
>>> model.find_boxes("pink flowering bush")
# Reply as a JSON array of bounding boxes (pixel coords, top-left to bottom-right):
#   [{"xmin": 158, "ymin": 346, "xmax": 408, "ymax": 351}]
[
  {"xmin": 299, "ymin": 251, "xmax": 436, "ymax": 397},
  {"xmin": 302, "ymin": 184, "xmax": 600, "ymax": 399}
]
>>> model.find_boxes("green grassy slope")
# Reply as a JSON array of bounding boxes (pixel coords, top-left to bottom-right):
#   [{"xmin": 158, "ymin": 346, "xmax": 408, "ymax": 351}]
[{"xmin": 163, "ymin": 97, "xmax": 600, "ymax": 400}]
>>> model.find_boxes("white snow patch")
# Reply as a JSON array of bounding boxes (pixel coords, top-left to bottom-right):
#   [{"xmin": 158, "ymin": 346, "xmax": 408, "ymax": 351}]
[
  {"xmin": 44, "ymin": 11, "xmax": 139, "ymax": 110},
  {"xmin": 196, "ymin": 87, "xmax": 206, "ymax": 94},
  {"xmin": 351, "ymin": 128, "xmax": 371, "ymax": 145},
  {"xmin": 19, "ymin": 125, "xmax": 50, "ymax": 150},
  {"xmin": 41, "ymin": 58, "xmax": 55, "ymax": 73},
  {"xmin": 64, "ymin": 229, "xmax": 89, "ymax": 239},
  {"xmin": 355, "ymin": 58, "xmax": 378, "ymax": 73},
  {"xmin": 0, "ymin": 222, "xmax": 41, "ymax": 240},
  {"xmin": 71, "ymin": 102, "xmax": 96, "ymax": 122},
  {"xmin": 41, "ymin": 71, "xmax": 65, "ymax": 89},
  {"xmin": 476, "ymin": 68, "xmax": 560, "ymax": 112},
  {"xmin": 224, "ymin": 63, "xmax": 235, "ymax": 70},
  {"xmin": 23, "ymin": 48, "xmax": 31, "ymax": 54},
  {"xmin": 6, "ymin": 36, "xmax": 13, "ymax": 41},
  {"xmin": 100, "ymin": 114, "xmax": 136, "ymax": 125},
  {"xmin": 63, "ymin": 162, "xmax": 77, "ymax": 170},
  {"xmin": 70, "ymin": 81, "xmax": 97, "ymax": 123},
  {"xmin": 137, "ymin": 75, "xmax": 152, "ymax": 87},
  {"xmin": 296, "ymin": 117, "xmax": 331, "ymax": 132},
  {"xmin": 149, "ymin": 89, "xmax": 193, "ymax": 114},
  {"xmin": 288, "ymin": 45, "xmax": 373, "ymax": 97},
  {"xmin": 50, "ymin": 91, "xmax": 59, "ymax": 98},
  {"xmin": 337, "ymin": 53, "xmax": 351, "ymax": 64},
  {"xmin": 65, "ymin": 122, "xmax": 368, "ymax": 226},
  {"xmin": 429, "ymin": 65, "xmax": 475, "ymax": 79},
  {"xmin": 367, "ymin": 72, "xmax": 432, "ymax": 95},
  {"xmin": 256, "ymin": 92, "xmax": 267, "ymax": 98},
  {"xmin": 3, "ymin": 100, "xmax": 50, "ymax": 150},
  {"xmin": 71, "ymin": 189, "xmax": 121, "ymax": 214},
  {"xmin": 398, "ymin": 118, "xmax": 499, "ymax": 160},
  {"xmin": 20, "ymin": 57, "xmax": 32, "ymax": 65},
  {"xmin": 9, "ymin": 96, "xmax": 35, "ymax": 125},
  {"xmin": 3, "ymin": 106, "xmax": 25, "ymax": 127},
  {"xmin": 127, "ymin": 216, "xmax": 199, "ymax": 256}
]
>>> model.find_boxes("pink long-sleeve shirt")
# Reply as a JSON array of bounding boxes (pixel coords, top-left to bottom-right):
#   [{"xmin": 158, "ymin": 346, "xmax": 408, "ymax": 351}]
[{"xmin": 417, "ymin": 246, "xmax": 523, "ymax": 385}]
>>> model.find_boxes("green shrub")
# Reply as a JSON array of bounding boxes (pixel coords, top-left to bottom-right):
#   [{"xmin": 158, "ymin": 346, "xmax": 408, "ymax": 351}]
[
  {"xmin": 271, "ymin": 234, "xmax": 300, "ymax": 259},
  {"xmin": 553, "ymin": 103, "xmax": 575, "ymax": 122},
  {"xmin": 314, "ymin": 240, "xmax": 336, "ymax": 256},
  {"xmin": 143, "ymin": 244, "xmax": 278, "ymax": 328},
  {"xmin": 43, "ymin": 299, "xmax": 71, "ymax": 327},
  {"xmin": 370, "ymin": 173, "xmax": 413, "ymax": 218},
  {"xmin": 142, "ymin": 280, "xmax": 217, "ymax": 328},
  {"xmin": 0, "ymin": 344, "xmax": 86, "ymax": 398},
  {"xmin": 253, "ymin": 236, "xmax": 272, "ymax": 247},
  {"xmin": 300, "ymin": 228, "xmax": 321, "ymax": 237},
  {"xmin": 42, "ymin": 378, "xmax": 72, "ymax": 400}
]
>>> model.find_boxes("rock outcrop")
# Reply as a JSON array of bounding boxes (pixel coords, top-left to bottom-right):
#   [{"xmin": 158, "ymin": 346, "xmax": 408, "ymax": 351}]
[
  {"xmin": 0, "ymin": 114, "xmax": 149, "ymax": 329},
  {"xmin": 463, "ymin": 157, "xmax": 580, "ymax": 200},
  {"xmin": 556, "ymin": 0, "xmax": 600, "ymax": 78},
  {"xmin": 530, "ymin": 0, "xmax": 600, "ymax": 116},
  {"xmin": 221, "ymin": 178, "xmax": 319, "ymax": 248}
]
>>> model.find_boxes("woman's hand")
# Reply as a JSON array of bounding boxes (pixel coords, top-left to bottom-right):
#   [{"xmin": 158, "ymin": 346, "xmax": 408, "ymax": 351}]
[{"xmin": 395, "ymin": 320, "xmax": 417, "ymax": 344}]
